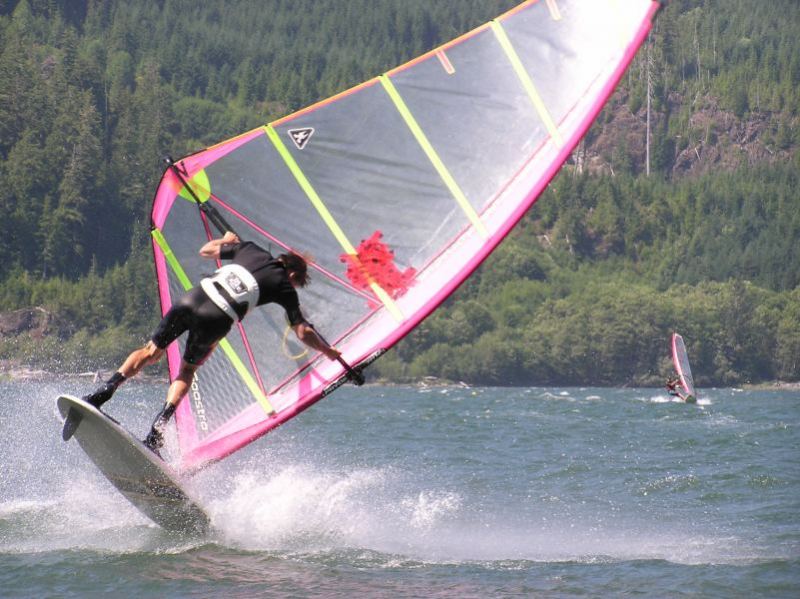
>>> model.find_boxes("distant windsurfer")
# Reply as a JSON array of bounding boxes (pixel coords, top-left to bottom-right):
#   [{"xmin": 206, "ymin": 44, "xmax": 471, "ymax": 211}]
[
  {"xmin": 63, "ymin": 232, "xmax": 342, "ymax": 453},
  {"xmin": 665, "ymin": 376, "xmax": 693, "ymax": 402},
  {"xmin": 665, "ymin": 376, "xmax": 682, "ymax": 397}
]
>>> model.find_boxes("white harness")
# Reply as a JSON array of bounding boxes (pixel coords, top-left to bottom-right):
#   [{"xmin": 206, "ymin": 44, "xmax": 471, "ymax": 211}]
[{"xmin": 200, "ymin": 264, "xmax": 260, "ymax": 321}]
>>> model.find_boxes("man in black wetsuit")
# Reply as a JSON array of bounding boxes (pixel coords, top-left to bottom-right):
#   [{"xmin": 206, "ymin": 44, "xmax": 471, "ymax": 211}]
[
  {"xmin": 63, "ymin": 232, "xmax": 341, "ymax": 452},
  {"xmin": 665, "ymin": 376, "xmax": 687, "ymax": 401}
]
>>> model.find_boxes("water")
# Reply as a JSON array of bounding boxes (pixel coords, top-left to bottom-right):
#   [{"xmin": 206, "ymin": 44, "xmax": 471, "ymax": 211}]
[{"xmin": 1, "ymin": 379, "xmax": 798, "ymax": 597}]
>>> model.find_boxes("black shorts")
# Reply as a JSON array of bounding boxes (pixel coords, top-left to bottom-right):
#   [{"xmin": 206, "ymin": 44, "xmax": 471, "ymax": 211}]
[{"xmin": 151, "ymin": 287, "xmax": 233, "ymax": 365}]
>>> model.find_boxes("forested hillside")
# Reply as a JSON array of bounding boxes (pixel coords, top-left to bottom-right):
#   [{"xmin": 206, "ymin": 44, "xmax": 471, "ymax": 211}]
[{"xmin": 0, "ymin": 0, "xmax": 797, "ymax": 385}]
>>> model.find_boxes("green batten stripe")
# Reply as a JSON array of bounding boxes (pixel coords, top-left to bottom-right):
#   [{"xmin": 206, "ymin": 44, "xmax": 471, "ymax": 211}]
[
  {"xmin": 379, "ymin": 75, "xmax": 488, "ymax": 239},
  {"xmin": 264, "ymin": 126, "xmax": 356, "ymax": 253},
  {"xmin": 607, "ymin": 0, "xmax": 626, "ymax": 48},
  {"xmin": 545, "ymin": 0, "xmax": 563, "ymax": 21},
  {"xmin": 151, "ymin": 228, "xmax": 275, "ymax": 415},
  {"xmin": 264, "ymin": 124, "xmax": 404, "ymax": 322},
  {"xmin": 490, "ymin": 20, "xmax": 564, "ymax": 148},
  {"xmin": 216, "ymin": 339, "xmax": 274, "ymax": 415},
  {"xmin": 152, "ymin": 228, "xmax": 193, "ymax": 290}
]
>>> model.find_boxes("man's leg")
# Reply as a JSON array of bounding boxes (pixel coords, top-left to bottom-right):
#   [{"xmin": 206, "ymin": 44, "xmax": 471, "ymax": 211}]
[
  {"xmin": 84, "ymin": 342, "xmax": 164, "ymax": 408},
  {"xmin": 142, "ymin": 297, "xmax": 226, "ymax": 455},
  {"xmin": 63, "ymin": 342, "xmax": 164, "ymax": 441},
  {"xmin": 143, "ymin": 360, "xmax": 198, "ymax": 453}
]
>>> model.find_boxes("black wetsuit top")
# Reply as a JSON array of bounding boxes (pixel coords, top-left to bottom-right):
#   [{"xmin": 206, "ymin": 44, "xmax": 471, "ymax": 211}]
[
  {"xmin": 220, "ymin": 241, "xmax": 305, "ymax": 326},
  {"xmin": 152, "ymin": 241, "xmax": 306, "ymax": 364}
]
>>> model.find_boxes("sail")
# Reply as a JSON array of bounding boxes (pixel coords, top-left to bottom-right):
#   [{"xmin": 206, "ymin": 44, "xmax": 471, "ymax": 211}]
[
  {"xmin": 671, "ymin": 333, "xmax": 696, "ymax": 398},
  {"xmin": 150, "ymin": 0, "xmax": 661, "ymax": 471}
]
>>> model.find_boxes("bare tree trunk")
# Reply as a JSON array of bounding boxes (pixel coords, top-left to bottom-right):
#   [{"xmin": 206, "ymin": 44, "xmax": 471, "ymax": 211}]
[
  {"xmin": 713, "ymin": 15, "xmax": 717, "ymax": 67},
  {"xmin": 694, "ymin": 18, "xmax": 701, "ymax": 87},
  {"xmin": 574, "ymin": 140, "xmax": 584, "ymax": 176},
  {"xmin": 646, "ymin": 33, "xmax": 652, "ymax": 177}
]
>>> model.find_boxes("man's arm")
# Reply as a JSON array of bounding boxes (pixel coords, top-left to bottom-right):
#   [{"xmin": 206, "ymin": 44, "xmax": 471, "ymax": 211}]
[
  {"xmin": 199, "ymin": 232, "xmax": 240, "ymax": 259},
  {"xmin": 293, "ymin": 322, "xmax": 341, "ymax": 360}
]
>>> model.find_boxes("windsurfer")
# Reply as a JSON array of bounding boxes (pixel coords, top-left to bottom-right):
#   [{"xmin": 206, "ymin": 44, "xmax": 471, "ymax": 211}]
[
  {"xmin": 63, "ymin": 232, "xmax": 341, "ymax": 452},
  {"xmin": 665, "ymin": 376, "xmax": 687, "ymax": 401}
]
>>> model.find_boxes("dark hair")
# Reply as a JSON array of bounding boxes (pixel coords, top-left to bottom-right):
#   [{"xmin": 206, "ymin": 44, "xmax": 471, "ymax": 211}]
[{"xmin": 280, "ymin": 252, "xmax": 310, "ymax": 287}]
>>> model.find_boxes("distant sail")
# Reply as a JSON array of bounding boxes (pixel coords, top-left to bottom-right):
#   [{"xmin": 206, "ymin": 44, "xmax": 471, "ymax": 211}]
[
  {"xmin": 671, "ymin": 333, "xmax": 696, "ymax": 399},
  {"xmin": 150, "ymin": 0, "xmax": 662, "ymax": 471}
]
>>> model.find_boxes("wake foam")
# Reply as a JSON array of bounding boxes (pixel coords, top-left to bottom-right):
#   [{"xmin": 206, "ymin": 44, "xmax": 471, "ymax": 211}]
[{"xmin": 185, "ymin": 458, "xmax": 758, "ymax": 566}]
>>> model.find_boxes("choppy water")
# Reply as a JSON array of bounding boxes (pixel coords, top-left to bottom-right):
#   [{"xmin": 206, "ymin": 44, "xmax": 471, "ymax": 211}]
[{"xmin": 1, "ymin": 379, "xmax": 798, "ymax": 597}]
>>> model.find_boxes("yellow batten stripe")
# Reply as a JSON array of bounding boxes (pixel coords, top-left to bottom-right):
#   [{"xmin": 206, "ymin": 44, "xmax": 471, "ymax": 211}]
[
  {"xmin": 545, "ymin": 0, "xmax": 562, "ymax": 21},
  {"xmin": 606, "ymin": 0, "xmax": 630, "ymax": 49},
  {"xmin": 216, "ymin": 338, "xmax": 275, "ymax": 415},
  {"xmin": 490, "ymin": 20, "xmax": 564, "ymax": 149},
  {"xmin": 606, "ymin": 0, "xmax": 627, "ymax": 49},
  {"xmin": 379, "ymin": 75, "xmax": 489, "ymax": 239},
  {"xmin": 152, "ymin": 229, "xmax": 193, "ymax": 290},
  {"xmin": 264, "ymin": 125, "xmax": 405, "ymax": 322},
  {"xmin": 151, "ymin": 228, "xmax": 275, "ymax": 415}
]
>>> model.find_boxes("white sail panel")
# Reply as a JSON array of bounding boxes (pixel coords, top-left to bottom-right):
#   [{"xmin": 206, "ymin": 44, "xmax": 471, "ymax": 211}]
[{"xmin": 149, "ymin": 0, "xmax": 660, "ymax": 470}]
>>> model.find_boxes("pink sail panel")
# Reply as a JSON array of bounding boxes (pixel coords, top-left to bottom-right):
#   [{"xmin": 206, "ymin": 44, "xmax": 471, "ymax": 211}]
[{"xmin": 149, "ymin": 0, "xmax": 661, "ymax": 471}]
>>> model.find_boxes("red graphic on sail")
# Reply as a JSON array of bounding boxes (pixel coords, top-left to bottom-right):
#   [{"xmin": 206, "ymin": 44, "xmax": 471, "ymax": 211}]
[{"xmin": 341, "ymin": 231, "xmax": 416, "ymax": 304}]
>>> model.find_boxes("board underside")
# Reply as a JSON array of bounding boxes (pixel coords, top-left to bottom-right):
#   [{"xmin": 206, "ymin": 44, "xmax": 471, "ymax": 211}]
[{"xmin": 57, "ymin": 395, "xmax": 209, "ymax": 533}]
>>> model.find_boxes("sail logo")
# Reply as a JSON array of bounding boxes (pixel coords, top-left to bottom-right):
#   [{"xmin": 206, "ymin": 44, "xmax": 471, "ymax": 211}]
[
  {"xmin": 288, "ymin": 127, "xmax": 314, "ymax": 150},
  {"xmin": 191, "ymin": 373, "xmax": 208, "ymax": 431}
]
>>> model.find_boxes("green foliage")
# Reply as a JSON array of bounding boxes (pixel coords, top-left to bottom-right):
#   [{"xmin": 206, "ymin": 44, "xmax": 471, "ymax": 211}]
[
  {"xmin": 0, "ymin": 0, "xmax": 797, "ymax": 385},
  {"xmin": 641, "ymin": 0, "xmax": 800, "ymax": 115},
  {"xmin": 376, "ymin": 274, "xmax": 800, "ymax": 387}
]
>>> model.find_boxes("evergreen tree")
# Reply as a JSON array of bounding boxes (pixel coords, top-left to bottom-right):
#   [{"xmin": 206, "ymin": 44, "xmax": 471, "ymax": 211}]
[{"xmin": 0, "ymin": 0, "xmax": 796, "ymax": 383}]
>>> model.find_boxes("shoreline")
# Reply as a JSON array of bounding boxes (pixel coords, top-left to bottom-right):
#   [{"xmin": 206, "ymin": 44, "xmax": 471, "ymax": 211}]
[
  {"xmin": 1, "ymin": 363, "xmax": 797, "ymax": 390},
  {"xmin": 0, "ymin": 363, "xmax": 168, "ymax": 384},
  {"xmin": 741, "ymin": 380, "xmax": 800, "ymax": 391}
]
